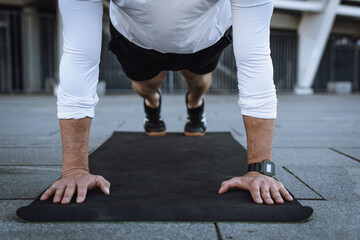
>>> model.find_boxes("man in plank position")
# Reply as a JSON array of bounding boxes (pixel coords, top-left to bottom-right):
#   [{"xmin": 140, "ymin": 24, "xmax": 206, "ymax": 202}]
[{"xmin": 41, "ymin": 0, "xmax": 293, "ymax": 205}]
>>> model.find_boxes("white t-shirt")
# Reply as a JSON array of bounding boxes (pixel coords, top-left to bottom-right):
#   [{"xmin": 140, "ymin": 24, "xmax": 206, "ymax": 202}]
[{"xmin": 110, "ymin": 0, "xmax": 261, "ymax": 53}]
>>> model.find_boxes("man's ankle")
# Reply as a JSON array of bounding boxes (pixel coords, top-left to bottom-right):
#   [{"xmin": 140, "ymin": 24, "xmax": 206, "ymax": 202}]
[
  {"xmin": 145, "ymin": 92, "xmax": 160, "ymax": 108},
  {"xmin": 187, "ymin": 92, "xmax": 203, "ymax": 109}
]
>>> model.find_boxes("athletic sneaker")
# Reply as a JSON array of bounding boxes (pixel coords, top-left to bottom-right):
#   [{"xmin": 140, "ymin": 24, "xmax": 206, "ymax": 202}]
[
  {"xmin": 144, "ymin": 91, "xmax": 166, "ymax": 136},
  {"xmin": 184, "ymin": 92, "xmax": 207, "ymax": 137}
]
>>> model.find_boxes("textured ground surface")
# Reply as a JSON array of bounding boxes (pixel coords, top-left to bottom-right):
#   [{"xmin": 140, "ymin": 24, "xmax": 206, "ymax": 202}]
[{"xmin": 0, "ymin": 94, "xmax": 359, "ymax": 240}]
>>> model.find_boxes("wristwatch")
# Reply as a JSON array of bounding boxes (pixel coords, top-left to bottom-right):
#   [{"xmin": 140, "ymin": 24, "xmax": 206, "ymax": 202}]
[{"xmin": 247, "ymin": 159, "xmax": 275, "ymax": 177}]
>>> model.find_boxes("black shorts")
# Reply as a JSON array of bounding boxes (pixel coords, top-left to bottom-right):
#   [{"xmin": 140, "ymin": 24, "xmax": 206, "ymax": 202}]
[{"xmin": 108, "ymin": 22, "xmax": 232, "ymax": 81}]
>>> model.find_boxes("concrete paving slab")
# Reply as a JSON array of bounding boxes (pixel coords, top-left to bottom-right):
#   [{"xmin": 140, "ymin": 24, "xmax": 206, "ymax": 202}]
[
  {"xmin": 1, "ymin": 94, "xmax": 359, "ymax": 239},
  {"xmin": 0, "ymin": 135, "xmax": 61, "ymax": 148},
  {"xmin": 272, "ymin": 148, "xmax": 359, "ymax": 166},
  {"xmin": 331, "ymin": 147, "xmax": 360, "ymax": 162},
  {"xmin": 273, "ymin": 129, "xmax": 360, "ymax": 148},
  {"xmin": 274, "ymin": 95, "xmax": 360, "ymax": 148},
  {"xmin": 217, "ymin": 200, "xmax": 360, "ymax": 240},
  {"xmin": 275, "ymin": 167, "xmax": 321, "ymax": 200},
  {"xmin": 0, "ymin": 201, "xmax": 218, "ymax": 240},
  {"xmin": 284, "ymin": 166, "xmax": 360, "ymax": 201},
  {"xmin": 0, "ymin": 148, "xmax": 62, "ymax": 166},
  {"xmin": 0, "ymin": 123, "xmax": 59, "ymax": 136},
  {"xmin": 0, "ymin": 166, "xmax": 60, "ymax": 199}
]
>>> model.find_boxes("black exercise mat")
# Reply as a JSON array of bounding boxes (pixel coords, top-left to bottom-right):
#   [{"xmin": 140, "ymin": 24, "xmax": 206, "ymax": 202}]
[{"xmin": 17, "ymin": 132, "xmax": 313, "ymax": 222}]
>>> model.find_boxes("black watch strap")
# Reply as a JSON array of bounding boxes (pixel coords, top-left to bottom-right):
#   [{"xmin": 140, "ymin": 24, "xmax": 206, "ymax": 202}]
[
  {"xmin": 247, "ymin": 159, "xmax": 275, "ymax": 177},
  {"xmin": 247, "ymin": 162, "xmax": 262, "ymax": 172}
]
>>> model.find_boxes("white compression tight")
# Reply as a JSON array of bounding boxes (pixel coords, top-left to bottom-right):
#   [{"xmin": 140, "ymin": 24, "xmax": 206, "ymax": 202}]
[{"xmin": 57, "ymin": 0, "xmax": 276, "ymax": 119}]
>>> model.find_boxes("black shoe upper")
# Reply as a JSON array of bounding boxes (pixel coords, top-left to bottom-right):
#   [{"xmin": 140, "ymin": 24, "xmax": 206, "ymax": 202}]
[
  {"xmin": 185, "ymin": 92, "xmax": 207, "ymax": 134},
  {"xmin": 144, "ymin": 91, "xmax": 166, "ymax": 133}
]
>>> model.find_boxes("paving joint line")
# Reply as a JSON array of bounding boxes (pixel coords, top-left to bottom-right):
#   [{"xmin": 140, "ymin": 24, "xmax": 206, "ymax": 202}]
[
  {"xmin": 214, "ymin": 223, "xmax": 223, "ymax": 240},
  {"xmin": 118, "ymin": 120, "xmax": 126, "ymax": 128},
  {"xmin": 296, "ymin": 198, "xmax": 327, "ymax": 201},
  {"xmin": 329, "ymin": 147, "xmax": 360, "ymax": 163},
  {"xmin": 282, "ymin": 166, "xmax": 326, "ymax": 200}
]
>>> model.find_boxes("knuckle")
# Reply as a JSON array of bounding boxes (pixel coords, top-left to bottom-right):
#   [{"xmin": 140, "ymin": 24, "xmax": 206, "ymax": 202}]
[
  {"xmin": 99, "ymin": 176, "xmax": 105, "ymax": 181},
  {"xmin": 77, "ymin": 185, "xmax": 87, "ymax": 191},
  {"xmin": 269, "ymin": 183, "xmax": 278, "ymax": 189},
  {"xmin": 249, "ymin": 180, "xmax": 257, "ymax": 186},
  {"xmin": 265, "ymin": 179, "xmax": 273, "ymax": 184},
  {"xmin": 78, "ymin": 183, "xmax": 88, "ymax": 189},
  {"xmin": 249, "ymin": 185, "xmax": 258, "ymax": 191}
]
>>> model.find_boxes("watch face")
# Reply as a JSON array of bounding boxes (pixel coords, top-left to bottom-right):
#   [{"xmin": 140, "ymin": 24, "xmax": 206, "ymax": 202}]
[
  {"xmin": 265, "ymin": 163, "xmax": 273, "ymax": 173},
  {"xmin": 262, "ymin": 160, "xmax": 275, "ymax": 176}
]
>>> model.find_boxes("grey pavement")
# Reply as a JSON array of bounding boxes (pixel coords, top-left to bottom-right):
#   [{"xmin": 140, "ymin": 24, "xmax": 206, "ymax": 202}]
[{"xmin": 0, "ymin": 93, "xmax": 359, "ymax": 239}]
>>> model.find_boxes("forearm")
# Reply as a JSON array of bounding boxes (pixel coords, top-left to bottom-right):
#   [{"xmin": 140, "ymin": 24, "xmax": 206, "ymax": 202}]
[
  {"xmin": 59, "ymin": 118, "xmax": 91, "ymax": 176},
  {"xmin": 243, "ymin": 115, "xmax": 274, "ymax": 164}
]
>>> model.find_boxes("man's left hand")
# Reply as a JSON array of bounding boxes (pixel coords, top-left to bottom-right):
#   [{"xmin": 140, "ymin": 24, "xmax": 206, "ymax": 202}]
[{"xmin": 218, "ymin": 172, "xmax": 293, "ymax": 204}]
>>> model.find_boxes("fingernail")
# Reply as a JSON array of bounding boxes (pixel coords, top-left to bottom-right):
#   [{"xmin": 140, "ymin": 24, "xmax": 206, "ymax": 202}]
[
  {"xmin": 256, "ymin": 198, "xmax": 263, "ymax": 203},
  {"xmin": 77, "ymin": 197, "xmax": 84, "ymax": 203},
  {"xmin": 54, "ymin": 197, "xmax": 60, "ymax": 201},
  {"xmin": 104, "ymin": 187, "xmax": 110, "ymax": 194},
  {"xmin": 63, "ymin": 198, "xmax": 69, "ymax": 202}
]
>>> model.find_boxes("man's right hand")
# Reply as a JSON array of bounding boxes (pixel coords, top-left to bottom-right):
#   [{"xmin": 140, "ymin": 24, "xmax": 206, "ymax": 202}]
[{"xmin": 40, "ymin": 170, "xmax": 111, "ymax": 204}]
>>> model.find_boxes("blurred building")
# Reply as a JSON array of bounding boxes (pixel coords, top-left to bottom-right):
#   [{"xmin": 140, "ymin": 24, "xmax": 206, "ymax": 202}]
[{"xmin": 0, "ymin": 0, "xmax": 359, "ymax": 94}]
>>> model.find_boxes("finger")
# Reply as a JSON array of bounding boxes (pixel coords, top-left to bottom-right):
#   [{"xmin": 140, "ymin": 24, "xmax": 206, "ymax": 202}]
[
  {"xmin": 218, "ymin": 182, "xmax": 230, "ymax": 194},
  {"xmin": 249, "ymin": 185, "xmax": 263, "ymax": 204},
  {"xmin": 76, "ymin": 184, "xmax": 88, "ymax": 203},
  {"xmin": 218, "ymin": 177, "xmax": 244, "ymax": 194},
  {"xmin": 95, "ymin": 176, "xmax": 110, "ymax": 195},
  {"xmin": 99, "ymin": 179, "xmax": 111, "ymax": 195},
  {"xmin": 270, "ymin": 187, "xmax": 284, "ymax": 204},
  {"xmin": 40, "ymin": 186, "xmax": 56, "ymax": 201},
  {"xmin": 53, "ymin": 185, "xmax": 66, "ymax": 204},
  {"xmin": 61, "ymin": 183, "xmax": 76, "ymax": 204},
  {"xmin": 279, "ymin": 185, "xmax": 293, "ymax": 202},
  {"xmin": 260, "ymin": 185, "xmax": 274, "ymax": 205}
]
